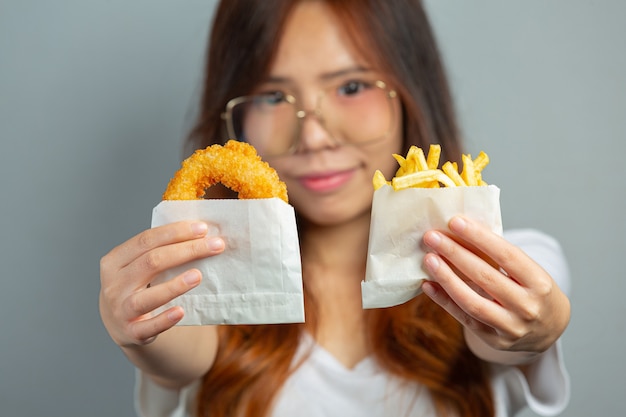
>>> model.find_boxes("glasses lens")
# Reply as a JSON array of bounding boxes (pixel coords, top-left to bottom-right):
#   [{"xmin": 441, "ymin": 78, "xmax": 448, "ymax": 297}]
[
  {"xmin": 229, "ymin": 92, "xmax": 297, "ymax": 156},
  {"xmin": 226, "ymin": 81, "xmax": 396, "ymax": 157},
  {"xmin": 320, "ymin": 80, "xmax": 394, "ymax": 146}
]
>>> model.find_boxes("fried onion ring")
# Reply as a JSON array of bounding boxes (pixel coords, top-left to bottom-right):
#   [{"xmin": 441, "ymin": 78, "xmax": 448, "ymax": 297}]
[{"xmin": 162, "ymin": 140, "xmax": 288, "ymax": 202}]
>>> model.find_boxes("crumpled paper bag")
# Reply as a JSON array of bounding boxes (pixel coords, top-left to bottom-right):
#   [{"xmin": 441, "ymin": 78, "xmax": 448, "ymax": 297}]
[
  {"xmin": 150, "ymin": 199, "xmax": 304, "ymax": 325},
  {"xmin": 362, "ymin": 184, "xmax": 502, "ymax": 309}
]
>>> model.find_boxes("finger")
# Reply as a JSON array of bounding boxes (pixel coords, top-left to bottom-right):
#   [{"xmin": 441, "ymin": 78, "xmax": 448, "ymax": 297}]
[
  {"xmin": 447, "ymin": 216, "xmax": 545, "ymax": 288},
  {"xmin": 124, "ymin": 269, "xmax": 202, "ymax": 319},
  {"xmin": 421, "ymin": 278, "xmax": 495, "ymax": 336},
  {"xmin": 422, "ymin": 276, "xmax": 523, "ymax": 351},
  {"xmin": 423, "ymin": 230, "xmax": 524, "ymax": 307},
  {"xmin": 108, "ymin": 221, "xmax": 211, "ymax": 269},
  {"xmin": 422, "ymin": 251, "xmax": 514, "ymax": 332},
  {"xmin": 126, "ymin": 306, "xmax": 185, "ymax": 346},
  {"xmin": 125, "ymin": 235, "xmax": 224, "ymax": 289}
]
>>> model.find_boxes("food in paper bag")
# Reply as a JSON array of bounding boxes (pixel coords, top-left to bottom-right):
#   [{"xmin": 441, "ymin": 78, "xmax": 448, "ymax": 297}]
[
  {"xmin": 362, "ymin": 145, "xmax": 502, "ymax": 309},
  {"xmin": 372, "ymin": 144, "xmax": 490, "ymax": 190},
  {"xmin": 163, "ymin": 140, "xmax": 288, "ymax": 202},
  {"xmin": 152, "ymin": 140, "xmax": 304, "ymax": 325}
]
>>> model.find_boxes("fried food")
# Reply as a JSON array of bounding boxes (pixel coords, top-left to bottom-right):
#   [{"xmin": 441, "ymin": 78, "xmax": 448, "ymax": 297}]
[
  {"xmin": 373, "ymin": 144, "xmax": 490, "ymax": 191},
  {"xmin": 163, "ymin": 140, "xmax": 288, "ymax": 202}
]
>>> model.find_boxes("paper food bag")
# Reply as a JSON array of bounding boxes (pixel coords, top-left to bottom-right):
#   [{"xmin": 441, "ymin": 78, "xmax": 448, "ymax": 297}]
[
  {"xmin": 362, "ymin": 184, "xmax": 502, "ymax": 309},
  {"xmin": 150, "ymin": 199, "xmax": 304, "ymax": 325}
]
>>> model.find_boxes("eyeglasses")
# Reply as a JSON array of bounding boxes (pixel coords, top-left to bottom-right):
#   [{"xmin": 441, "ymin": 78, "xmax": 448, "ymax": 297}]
[{"xmin": 221, "ymin": 79, "xmax": 398, "ymax": 157}]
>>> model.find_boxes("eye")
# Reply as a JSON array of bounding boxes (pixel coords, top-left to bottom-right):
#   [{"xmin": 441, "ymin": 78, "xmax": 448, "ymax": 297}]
[
  {"xmin": 255, "ymin": 91, "xmax": 288, "ymax": 106},
  {"xmin": 337, "ymin": 80, "xmax": 368, "ymax": 97}
]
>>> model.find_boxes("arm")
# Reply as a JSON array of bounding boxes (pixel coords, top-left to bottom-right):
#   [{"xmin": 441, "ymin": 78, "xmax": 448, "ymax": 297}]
[
  {"xmin": 122, "ymin": 325, "xmax": 218, "ymax": 390},
  {"xmin": 99, "ymin": 220, "xmax": 225, "ymax": 389}
]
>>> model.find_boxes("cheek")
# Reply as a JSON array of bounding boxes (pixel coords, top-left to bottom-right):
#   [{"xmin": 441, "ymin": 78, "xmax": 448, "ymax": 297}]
[
  {"xmin": 376, "ymin": 101, "xmax": 404, "ymax": 177},
  {"xmin": 371, "ymin": 133, "xmax": 403, "ymax": 179},
  {"xmin": 261, "ymin": 157, "xmax": 297, "ymax": 191},
  {"xmin": 263, "ymin": 156, "xmax": 289, "ymax": 174}
]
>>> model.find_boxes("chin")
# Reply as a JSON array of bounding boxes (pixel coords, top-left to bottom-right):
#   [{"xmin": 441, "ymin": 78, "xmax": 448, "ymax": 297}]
[{"xmin": 294, "ymin": 195, "xmax": 372, "ymax": 228}]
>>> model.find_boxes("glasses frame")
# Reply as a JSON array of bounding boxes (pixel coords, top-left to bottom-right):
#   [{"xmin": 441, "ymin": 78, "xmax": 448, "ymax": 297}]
[{"xmin": 221, "ymin": 80, "xmax": 397, "ymax": 156}]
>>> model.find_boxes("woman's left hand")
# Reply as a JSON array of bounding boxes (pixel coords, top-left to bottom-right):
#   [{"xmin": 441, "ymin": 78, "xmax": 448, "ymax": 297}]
[{"xmin": 422, "ymin": 216, "xmax": 570, "ymax": 363}]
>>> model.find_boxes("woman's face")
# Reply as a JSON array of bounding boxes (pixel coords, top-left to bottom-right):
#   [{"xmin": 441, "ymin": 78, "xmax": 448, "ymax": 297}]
[{"xmin": 259, "ymin": 1, "xmax": 403, "ymax": 226}]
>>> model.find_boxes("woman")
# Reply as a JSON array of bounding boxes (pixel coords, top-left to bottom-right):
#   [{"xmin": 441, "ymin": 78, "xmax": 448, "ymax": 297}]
[{"xmin": 99, "ymin": 1, "xmax": 571, "ymax": 416}]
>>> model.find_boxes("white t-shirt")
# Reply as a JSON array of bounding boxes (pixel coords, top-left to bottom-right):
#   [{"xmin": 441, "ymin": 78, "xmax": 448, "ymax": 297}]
[{"xmin": 135, "ymin": 229, "xmax": 571, "ymax": 417}]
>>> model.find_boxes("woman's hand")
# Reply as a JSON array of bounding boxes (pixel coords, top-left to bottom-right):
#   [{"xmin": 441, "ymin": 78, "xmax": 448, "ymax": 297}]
[
  {"xmin": 422, "ymin": 216, "xmax": 570, "ymax": 364},
  {"xmin": 99, "ymin": 221, "xmax": 225, "ymax": 348}
]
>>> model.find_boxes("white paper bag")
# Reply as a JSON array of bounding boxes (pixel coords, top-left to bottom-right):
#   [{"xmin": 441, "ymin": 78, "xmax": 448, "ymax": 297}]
[
  {"xmin": 362, "ymin": 184, "xmax": 502, "ymax": 309},
  {"xmin": 150, "ymin": 199, "xmax": 304, "ymax": 325}
]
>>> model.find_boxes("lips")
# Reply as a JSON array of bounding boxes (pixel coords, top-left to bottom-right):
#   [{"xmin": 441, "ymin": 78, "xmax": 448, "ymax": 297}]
[{"xmin": 298, "ymin": 169, "xmax": 355, "ymax": 192}]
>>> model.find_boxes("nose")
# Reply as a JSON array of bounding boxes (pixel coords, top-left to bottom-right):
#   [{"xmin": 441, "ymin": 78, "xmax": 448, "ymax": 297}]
[{"xmin": 294, "ymin": 108, "xmax": 338, "ymax": 153}]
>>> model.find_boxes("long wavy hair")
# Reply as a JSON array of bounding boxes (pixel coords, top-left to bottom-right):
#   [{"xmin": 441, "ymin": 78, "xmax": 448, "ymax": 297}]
[{"xmin": 188, "ymin": 1, "xmax": 494, "ymax": 416}]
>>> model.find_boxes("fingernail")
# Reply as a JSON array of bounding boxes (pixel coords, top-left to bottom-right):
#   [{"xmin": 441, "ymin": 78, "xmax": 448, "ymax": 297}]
[
  {"xmin": 206, "ymin": 237, "xmax": 225, "ymax": 251},
  {"xmin": 183, "ymin": 270, "xmax": 201, "ymax": 286},
  {"xmin": 421, "ymin": 281, "xmax": 437, "ymax": 297},
  {"xmin": 424, "ymin": 231, "xmax": 441, "ymax": 248},
  {"xmin": 449, "ymin": 216, "xmax": 467, "ymax": 232},
  {"xmin": 424, "ymin": 254, "xmax": 439, "ymax": 271},
  {"xmin": 167, "ymin": 308, "xmax": 184, "ymax": 322},
  {"xmin": 191, "ymin": 222, "xmax": 208, "ymax": 236}
]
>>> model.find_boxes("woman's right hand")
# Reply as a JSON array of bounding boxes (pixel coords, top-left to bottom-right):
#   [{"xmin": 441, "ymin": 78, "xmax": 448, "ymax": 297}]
[{"xmin": 99, "ymin": 221, "xmax": 225, "ymax": 348}]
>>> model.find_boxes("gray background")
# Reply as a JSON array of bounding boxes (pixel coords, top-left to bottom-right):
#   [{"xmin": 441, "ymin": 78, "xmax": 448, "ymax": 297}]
[{"xmin": 1, "ymin": 1, "xmax": 623, "ymax": 416}]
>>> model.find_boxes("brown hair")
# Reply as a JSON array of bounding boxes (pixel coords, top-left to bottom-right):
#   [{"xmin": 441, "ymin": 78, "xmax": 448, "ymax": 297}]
[{"xmin": 191, "ymin": 1, "xmax": 493, "ymax": 416}]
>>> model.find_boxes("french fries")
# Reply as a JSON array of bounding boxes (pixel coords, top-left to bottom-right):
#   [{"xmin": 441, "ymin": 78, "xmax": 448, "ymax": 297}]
[{"xmin": 373, "ymin": 144, "xmax": 490, "ymax": 191}]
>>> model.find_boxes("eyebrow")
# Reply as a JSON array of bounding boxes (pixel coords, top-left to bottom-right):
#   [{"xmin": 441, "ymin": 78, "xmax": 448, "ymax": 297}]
[
  {"xmin": 265, "ymin": 66, "xmax": 375, "ymax": 84},
  {"xmin": 320, "ymin": 66, "xmax": 374, "ymax": 81}
]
